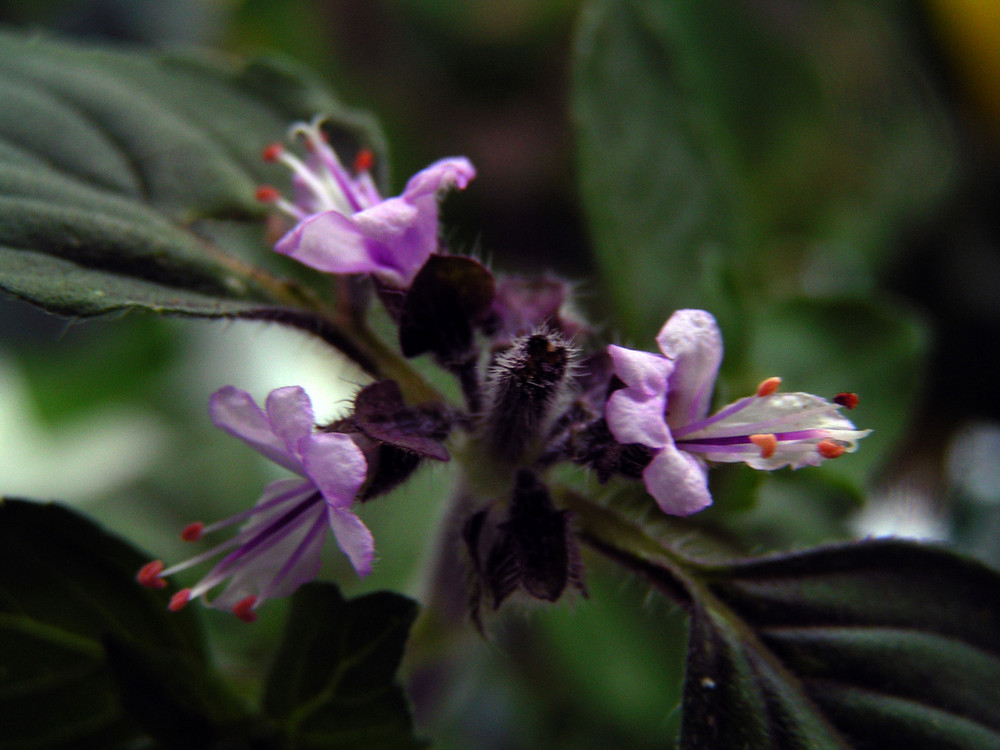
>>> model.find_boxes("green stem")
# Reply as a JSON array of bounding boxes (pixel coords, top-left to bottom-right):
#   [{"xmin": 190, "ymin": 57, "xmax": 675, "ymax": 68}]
[{"xmin": 557, "ymin": 489, "xmax": 699, "ymax": 610}]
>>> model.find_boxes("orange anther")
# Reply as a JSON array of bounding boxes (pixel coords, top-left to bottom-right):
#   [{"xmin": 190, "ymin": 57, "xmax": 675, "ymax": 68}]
[
  {"xmin": 181, "ymin": 522, "xmax": 204, "ymax": 542},
  {"xmin": 834, "ymin": 392, "xmax": 859, "ymax": 410},
  {"xmin": 756, "ymin": 377, "xmax": 781, "ymax": 397},
  {"xmin": 749, "ymin": 433, "xmax": 778, "ymax": 459},
  {"xmin": 169, "ymin": 589, "xmax": 192, "ymax": 612},
  {"xmin": 137, "ymin": 560, "xmax": 166, "ymax": 589},
  {"xmin": 818, "ymin": 439, "xmax": 846, "ymax": 459},
  {"xmin": 233, "ymin": 596, "xmax": 259, "ymax": 623},
  {"xmin": 262, "ymin": 143, "xmax": 283, "ymax": 162},
  {"xmin": 353, "ymin": 148, "xmax": 374, "ymax": 173},
  {"xmin": 255, "ymin": 185, "xmax": 280, "ymax": 203}
]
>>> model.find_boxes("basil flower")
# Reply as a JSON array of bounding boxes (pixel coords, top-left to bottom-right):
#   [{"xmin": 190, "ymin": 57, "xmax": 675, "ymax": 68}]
[
  {"xmin": 605, "ymin": 309, "xmax": 870, "ymax": 516},
  {"xmin": 257, "ymin": 116, "xmax": 475, "ymax": 288},
  {"xmin": 138, "ymin": 386, "xmax": 373, "ymax": 621}
]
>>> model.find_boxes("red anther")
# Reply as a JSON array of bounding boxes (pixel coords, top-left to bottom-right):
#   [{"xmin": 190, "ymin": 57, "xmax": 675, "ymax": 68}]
[
  {"xmin": 749, "ymin": 433, "xmax": 778, "ymax": 459},
  {"xmin": 834, "ymin": 392, "xmax": 859, "ymax": 410},
  {"xmin": 262, "ymin": 143, "xmax": 284, "ymax": 162},
  {"xmin": 169, "ymin": 589, "xmax": 192, "ymax": 612},
  {"xmin": 137, "ymin": 560, "xmax": 167, "ymax": 589},
  {"xmin": 232, "ymin": 596, "xmax": 259, "ymax": 623},
  {"xmin": 818, "ymin": 439, "xmax": 846, "ymax": 459},
  {"xmin": 353, "ymin": 148, "xmax": 375, "ymax": 173},
  {"xmin": 181, "ymin": 522, "xmax": 204, "ymax": 542},
  {"xmin": 756, "ymin": 377, "xmax": 782, "ymax": 397},
  {"xmin": 255, "ymin": 185, "xmax": 280, "ymax": 203}
]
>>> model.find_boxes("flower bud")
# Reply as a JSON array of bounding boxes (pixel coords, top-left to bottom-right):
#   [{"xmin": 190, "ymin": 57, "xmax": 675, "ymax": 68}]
[{"xmin": 483, "ymin": 329, "xmax": 573, "ymax": 462}]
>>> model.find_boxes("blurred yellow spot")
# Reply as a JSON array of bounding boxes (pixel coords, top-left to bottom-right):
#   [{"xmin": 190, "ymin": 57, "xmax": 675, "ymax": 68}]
[{"xmin": 926, "ymin": 0, "xmax": 1000, "ymax": 139}]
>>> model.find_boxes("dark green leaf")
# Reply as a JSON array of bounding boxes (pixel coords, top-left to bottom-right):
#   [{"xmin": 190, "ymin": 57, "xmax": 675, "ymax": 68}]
[
  {"xmin": 104, "ymin": 635, "xmax": 268, "ymax": 750},
  {"xmin": 680, "ymin": 541, "xmax": 1000, "ymax": 749},
  {"xmin": 263, "ymin": 582, "xmax": 426, "ymax": 749},
  {"xmin": 572, "ymin": 0, "xmax": 954, "ymax": 340},
  {"xmin": 572, "ymin": 0, "xmax": 741, "ymax": 341},
  {"xmin": 0, "ymin": 28, "xmax": 384, "ymax": 319},
  {"xmin": 0, "ymin": 498, "xmax": 206, "ymax": 749},
  {"xmin": 0, "ymin": 615, "xmax": 129, "ymax": 750}
]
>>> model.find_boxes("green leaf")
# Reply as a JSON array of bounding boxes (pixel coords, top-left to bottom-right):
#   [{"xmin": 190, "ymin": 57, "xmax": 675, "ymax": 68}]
[
  {"xmin": 0, "ymin": 615, "xmax": 128, "ymax": 750},
  {"xmin": 0, "ymin": 498, "xmax": 206, "ymax": 749},
  {"xmin": 103, "ymin": 635, "xmax": 268, "ymax": 750},
  {"xmin": 572, "ymin": 0, "xmax": 741, "ymax": 341},
  {"xmin": 564, "ymin": 491, "xmax": 1000, "ymax": 749},
  {"xmin": 572, "ymin": 0, "xmax": 954, "ymax": 341},
  {"xmin": 681, "ymin": 541, "xmax": 1000, "ymax": 749},
  {"xmin": 0, "ymin": 28, "xmax": 383, "ymax": 320},
  {"xmin": 263, "ymin": 582, "xmax": 426, "ymax": 750}
]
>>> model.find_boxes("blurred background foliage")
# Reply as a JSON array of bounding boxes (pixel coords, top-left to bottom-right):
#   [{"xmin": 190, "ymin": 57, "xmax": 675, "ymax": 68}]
[{"xmin": 2, "ymin": 1, "xmax": 1000, "ymax": 747}]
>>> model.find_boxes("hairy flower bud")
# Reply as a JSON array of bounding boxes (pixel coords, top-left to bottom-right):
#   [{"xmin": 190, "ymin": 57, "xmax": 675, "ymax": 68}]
[{"xmin": 482, "ymin": 330, "xmax": 574, "ymax": 462}]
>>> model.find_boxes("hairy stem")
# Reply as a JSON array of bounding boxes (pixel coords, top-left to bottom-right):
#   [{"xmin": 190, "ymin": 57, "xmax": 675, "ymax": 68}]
[{"xmin": 558, "ymin": 489, "xmax": 696, "ymax": 611}]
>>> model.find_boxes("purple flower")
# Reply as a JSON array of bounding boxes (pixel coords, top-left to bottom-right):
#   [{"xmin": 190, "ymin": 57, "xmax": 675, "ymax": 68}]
[
  {"xmin": 257, "ymin": 116, "xmax": 475, "ymax": 288},
  {"xmin": 605, "ymin": 309, "xmax": 870, "ymax": 516},
  {"xmin": 137, "ymin": 386, "xmax": 373, "ymax": 621}
]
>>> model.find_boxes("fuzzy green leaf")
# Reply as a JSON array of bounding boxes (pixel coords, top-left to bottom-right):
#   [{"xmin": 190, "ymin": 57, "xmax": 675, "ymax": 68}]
[
  {"xmin": 680, "ymin": 541, "xmax": 1000, "ymax": 749},
  {"xmin": 0, "ymin": 28, "xmax": 384, "ymax": 320}
]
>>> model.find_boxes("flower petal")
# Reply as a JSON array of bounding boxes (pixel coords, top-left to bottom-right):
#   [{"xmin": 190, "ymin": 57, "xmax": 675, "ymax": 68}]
[
  {"xmin": 208, "ymin": 499, "xmax": 327, "ymax": 611},
  {"xmin": 350, "ymin": 196, "xmax": 432, "ymax": 285},
  {"xmin": 265, "ymin": 386, "xmax": 315, "ymax": 459},
  {"xmin": 683, "ymin": 392, "xmax": 860, "ymax": 440},
  {"xmin": 209, "ymin": 386, "xmax": 302, "ymax": 474},
  {"xmin": 642, "ymin": 446, "xmax": 713, "ymax": 516},
  {"xmin": 300, "ymin": 433, "xmax": 368, "ymax": 507},
  {"xmin": 656, "ymin": 309, "xmax": 723, "ymax": 427},
  {"xmin": 274, "ymin": 210, "xmax": 382, "ymax": 275},
  {"xmin": 327, "ymin": 506, "xmax": 376, "ymax": 577},
  {"xmin": 675, "ymin": 392, "xmax": 871, "ymax": 470},
  {"xmin": 401, "ymin": 157, "xmax": 476, "ymax": 202},
  {"xmin": 606, "ymin": 387, "xmax": 670, "ymax": 448},
  {"xmin": 607, "ymin": 344, "xmax": 673, "ymax": 394}
]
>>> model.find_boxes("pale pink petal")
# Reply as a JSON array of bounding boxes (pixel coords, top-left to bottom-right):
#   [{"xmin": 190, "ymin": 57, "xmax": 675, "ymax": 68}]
[
  {"xmin": 327, "ymin": 506, "xmax": 376, "ymax": 576},
  {"xmin": 607, "ymin": 345, "xmax": 673, "ymax": 394},
  {"xmin": 656, "ymin": 309, "xmax": 723, "ymax": 427},
  {"xmin": 209, "ymin": 386, "xmax": 302, "ymax": 474},
  {"xmin": 265, "ymin": 386, "xmax": 315, "ymax": 458},
  {"xmin": 642, "ymin": 447, "xmax": 713, "ymax": 516},
  {"xmin": 274, "ymin": 210, "xmax": 381, "ymax": 275},
  {"xmin": 209, "ymin": 500, "xmax": 327, "ymax": 611},
  {"xmin": 300, "ymin": 433, "xmax": 368, "ymax": 507},
  {"xmin": 401, "ymin": 157, "xmax": 476, "ymax": 201},
  {"xmin": 351, "ymin": 196, "xmax": 432, "ymax": 284},
  {"xmin": 606, "ymin": 388, "xmax": 670, "ymax": 448}
]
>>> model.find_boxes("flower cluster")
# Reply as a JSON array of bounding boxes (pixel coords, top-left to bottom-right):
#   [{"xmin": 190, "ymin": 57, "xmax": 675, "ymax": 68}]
[{"xmin": 139, "ymin": 116, "xmax": 869, "ymax": 622}]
